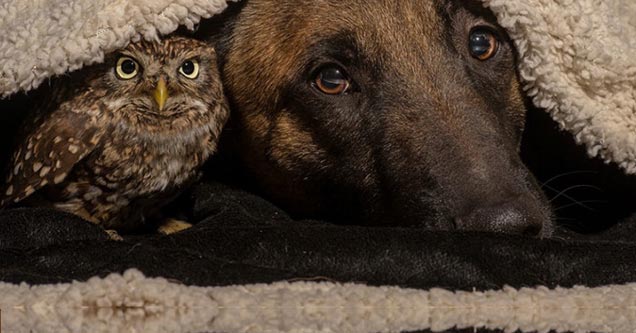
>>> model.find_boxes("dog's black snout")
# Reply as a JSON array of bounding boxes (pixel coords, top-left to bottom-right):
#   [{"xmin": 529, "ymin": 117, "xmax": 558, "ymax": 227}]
[{"xmin": 455, "ymin": 197, "xmax": 547, "ymax": 236}]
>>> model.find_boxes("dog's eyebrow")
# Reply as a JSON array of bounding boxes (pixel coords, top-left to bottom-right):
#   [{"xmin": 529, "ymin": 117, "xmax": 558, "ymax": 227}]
[
  {"xmin": 434, "ymin": 1, "xmax": 458, "ymax": 54},
  {"xmin": 306, "ymin": 32, "xmax": 361, "ymax": 64}
]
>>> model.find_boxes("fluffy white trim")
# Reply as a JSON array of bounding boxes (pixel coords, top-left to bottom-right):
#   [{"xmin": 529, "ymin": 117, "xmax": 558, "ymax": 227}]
[
  {"xmin": 0, "ymin": 0, "xmax": 232, "ymax": 97},
  {"xmin": 483, "ymin": 0, "xmax": 636, "ymax": 172},
  {"xmin": 1, "ymin": 269, "xmax": 635, "ymax": 333}
]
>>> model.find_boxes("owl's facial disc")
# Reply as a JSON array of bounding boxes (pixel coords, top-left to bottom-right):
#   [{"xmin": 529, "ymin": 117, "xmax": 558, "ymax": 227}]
[
  {"xmin": 105, "ymin": 39, "xmax": 219, "ymax": 121},
  {"xmin": 153, "ymin": 78, "xmax": 169, "ymax": 111}
]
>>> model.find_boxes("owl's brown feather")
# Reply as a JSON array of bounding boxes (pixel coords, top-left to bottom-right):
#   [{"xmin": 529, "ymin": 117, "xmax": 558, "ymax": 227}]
[
  {"xmin": 1, "ymin": 95, "xmax": 105, "ymax": 207},
  {"xmin": 0, "ymin": 36, "xmax": 229, "ymax": 231}
]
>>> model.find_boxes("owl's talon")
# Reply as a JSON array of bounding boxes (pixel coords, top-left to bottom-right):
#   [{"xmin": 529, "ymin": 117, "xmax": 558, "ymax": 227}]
[
  {"xmin": 105, "ymin": 229, "xmax": 123, "ymax": 241},
  {"xmin": 158, "ymin": 218, "xmax": 192, "ymax": 235}
]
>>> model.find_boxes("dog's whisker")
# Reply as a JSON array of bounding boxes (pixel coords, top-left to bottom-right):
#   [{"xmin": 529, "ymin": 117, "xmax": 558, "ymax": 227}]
[
  {"xmin": 553, "ymin": 200, "xmax": 608, "ymax": 212},
  {"xmin": 546, "ymin": 184, "xmax": 604, "ymax": 201},
  {"xmin": 540, "ymin": 170, "xmax": 599, "ymax": 188},
  {"xmin": 542, "ymin": 184, "xmax": 602, "ymax": 210}
]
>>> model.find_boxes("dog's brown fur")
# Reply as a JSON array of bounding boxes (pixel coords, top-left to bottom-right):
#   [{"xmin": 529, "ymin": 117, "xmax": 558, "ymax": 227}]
[{"xmin": 208, "ymin": 0, "xmax": 552, "ymax": 235}]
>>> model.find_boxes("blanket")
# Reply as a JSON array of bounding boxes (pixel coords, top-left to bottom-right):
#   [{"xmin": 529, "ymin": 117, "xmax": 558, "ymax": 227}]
[
  {"xmin": 485, "ymin": 0, "xmax": 636, "ymax": 172},
  {"xmin": 1, "ymin": 0, "xmax": 636, "ymax": 332},
  {"xmin": 4, "ymin": 271, "xmax": 636, "ymax": 333},
  {"xmin": 2, "ymin": 181, "xmax": 636, "ymax": 333}
]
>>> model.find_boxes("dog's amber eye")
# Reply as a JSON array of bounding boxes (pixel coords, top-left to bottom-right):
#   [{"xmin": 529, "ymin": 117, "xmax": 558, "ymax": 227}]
[
  {"xmin": 469, "ymin": 28, "xmax": 499, "ymax": 61},
  {"xmin": 314, "ymin": 66, "xmax": 351, "ymax": 95}
]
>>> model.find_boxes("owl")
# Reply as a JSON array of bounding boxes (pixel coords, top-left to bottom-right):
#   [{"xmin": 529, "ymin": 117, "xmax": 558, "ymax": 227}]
[{"xmin": 0, "ymin": 36, "xmax": 229, "ymax": 232}]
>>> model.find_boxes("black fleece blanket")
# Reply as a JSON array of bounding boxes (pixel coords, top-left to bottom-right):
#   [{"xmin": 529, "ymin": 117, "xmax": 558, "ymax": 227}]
[{"xmin": 1, "ymin": 179, "xmax": 635, "ymax": 290}]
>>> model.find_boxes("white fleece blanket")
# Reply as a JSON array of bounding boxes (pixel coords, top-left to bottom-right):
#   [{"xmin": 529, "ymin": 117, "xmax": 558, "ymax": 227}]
[
  {"xmin": 485, "ymin": 0, "xmax": 636, "ymax": 172},
  {"xmin": 2, "ymin": 269, "xmax": 636, "ymax": 333},
  {"xmin": 1, "ymin": 0, "xmax": 636, "ymax": 332}
]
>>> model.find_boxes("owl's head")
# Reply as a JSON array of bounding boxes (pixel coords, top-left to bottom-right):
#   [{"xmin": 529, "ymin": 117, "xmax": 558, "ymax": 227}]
[{"xmin": 94, "ymin": 36, "xmax": 225, "ymax": 129}]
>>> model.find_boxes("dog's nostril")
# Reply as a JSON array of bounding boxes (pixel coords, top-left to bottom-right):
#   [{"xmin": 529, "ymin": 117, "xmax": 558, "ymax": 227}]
[{"xmin": 455, "ymin": 198, "xmax": 546, "ymax": 236}]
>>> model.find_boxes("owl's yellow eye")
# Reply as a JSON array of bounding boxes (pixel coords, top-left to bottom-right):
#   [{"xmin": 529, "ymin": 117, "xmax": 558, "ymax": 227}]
[
  {"xmin": 115, "ymin": 57, "xmax": 140, "ymax": 80},
  {"xmin": 179, "ymin": 60, "xmax": 200, "ymax": 79}
]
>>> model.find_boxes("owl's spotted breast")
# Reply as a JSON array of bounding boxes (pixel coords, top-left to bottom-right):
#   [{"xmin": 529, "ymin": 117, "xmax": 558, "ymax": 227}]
[{"xmin": 52, "ymin": 120, "xmax": 220, "ymax": 230}]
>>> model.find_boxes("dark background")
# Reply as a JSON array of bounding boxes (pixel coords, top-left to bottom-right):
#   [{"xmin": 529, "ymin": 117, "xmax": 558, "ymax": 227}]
[{"xmin": 521, "ymin": 105, "xmax": 636, "ymax": 233}]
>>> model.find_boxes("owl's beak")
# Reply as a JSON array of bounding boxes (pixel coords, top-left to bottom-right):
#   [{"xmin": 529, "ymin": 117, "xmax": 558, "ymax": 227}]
[{"xmin": 153, "ymin": 78, "xmax": 168, "ymax": 111}]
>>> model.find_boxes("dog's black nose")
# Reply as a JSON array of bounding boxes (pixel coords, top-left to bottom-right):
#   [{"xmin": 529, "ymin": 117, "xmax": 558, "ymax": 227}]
[{"xmin": 455, "ymin": 197, "xmax": 548, "ymax": 236}]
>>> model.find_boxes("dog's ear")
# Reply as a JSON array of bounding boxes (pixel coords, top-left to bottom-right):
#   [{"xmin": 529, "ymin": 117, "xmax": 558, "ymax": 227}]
[{"xmin": 195, "ymin": 1, "xmax": 247, "ymax": 61}]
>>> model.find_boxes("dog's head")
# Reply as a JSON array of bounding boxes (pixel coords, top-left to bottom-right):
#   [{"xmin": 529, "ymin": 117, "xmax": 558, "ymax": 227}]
[{"xmin": 212, "ymin": 0, "xmax": 552, "ymax": 235}]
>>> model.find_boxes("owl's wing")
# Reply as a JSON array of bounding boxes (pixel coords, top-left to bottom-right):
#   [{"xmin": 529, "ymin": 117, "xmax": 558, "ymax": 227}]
[{"xmin": 1, "ymin": 103, "xmax": 105, "ymax": 207}]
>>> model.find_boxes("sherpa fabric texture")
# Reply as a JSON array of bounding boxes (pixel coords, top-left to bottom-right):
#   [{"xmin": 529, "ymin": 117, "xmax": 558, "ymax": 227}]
[
  {"xmin": 3, "ymin": 269, "xmax": 636, "ymax": 333},
  {"xmin": 1, "ymin": 0, "xmax": 635, "ymax": 171},
  {"xmin": 484, "ymin": 0, "xmax": 636, "ymax": 172},
  {"xmin": 0, "ymin": 0, "xmax": 233, "ymax": 97}
]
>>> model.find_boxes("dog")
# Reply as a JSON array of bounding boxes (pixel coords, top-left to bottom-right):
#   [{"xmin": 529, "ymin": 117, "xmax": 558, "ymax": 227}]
[{"xmin": 206, "ymin": 0, "xmax": 553, "ymax": 236}]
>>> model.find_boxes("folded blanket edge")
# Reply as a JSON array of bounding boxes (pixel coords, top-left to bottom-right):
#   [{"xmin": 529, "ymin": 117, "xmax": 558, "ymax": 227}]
[
  {"xmin": 1, "ymin": 268, "xmax": 634, "ymax": 333},
  {"xmin": 0, "ymin": 0, "xmax": 233, "ymax": 98}
]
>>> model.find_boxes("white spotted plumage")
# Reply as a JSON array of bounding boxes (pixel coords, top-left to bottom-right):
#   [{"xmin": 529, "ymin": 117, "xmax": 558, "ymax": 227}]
[{"xmin": 0, "ymin": 36, "xmax": 229, "ymax": 231}]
